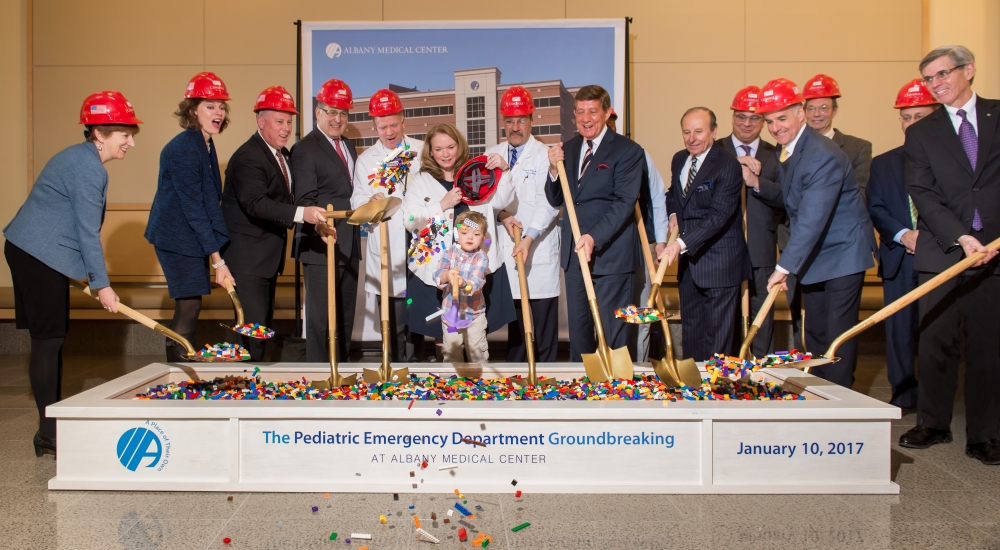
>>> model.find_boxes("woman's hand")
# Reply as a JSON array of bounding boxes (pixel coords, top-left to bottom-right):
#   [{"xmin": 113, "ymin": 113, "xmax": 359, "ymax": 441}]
[
  {"xmin": 215, "ymin": 264, "xmax": 234, "ymax": 287},
  {"xmin": 97, "ymin": 286, "xmax": 120, "ymax": 313},
  {"xmin": 440, "ymin": 187, "xmax": 463, "ymax": 210}
]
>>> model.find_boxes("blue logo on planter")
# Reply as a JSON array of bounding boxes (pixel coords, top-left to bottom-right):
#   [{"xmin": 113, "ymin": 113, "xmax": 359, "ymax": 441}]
[{"xmin": 117, "ymin": 427, "xmax": 162, "ymax": 471}]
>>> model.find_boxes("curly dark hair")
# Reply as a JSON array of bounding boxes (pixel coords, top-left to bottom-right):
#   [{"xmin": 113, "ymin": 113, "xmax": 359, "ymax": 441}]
[{"xmin": 174, "ymin": 98, "xmax": 230, "ymax": 132}]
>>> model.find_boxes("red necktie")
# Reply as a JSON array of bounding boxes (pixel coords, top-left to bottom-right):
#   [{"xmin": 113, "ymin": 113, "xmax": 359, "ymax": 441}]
[
  {"xmin": 334, "ymin": 139, "xmax": 352, "ymax": 184},
  {"xmin": 276, "ymin": 151, "xmax": 290, "ymax": 191}
]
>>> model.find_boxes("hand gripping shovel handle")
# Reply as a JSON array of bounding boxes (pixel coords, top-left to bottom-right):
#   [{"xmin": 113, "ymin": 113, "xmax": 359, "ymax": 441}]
[
  {"xmin": 738, "ymin": 284, "xmax": 782, "ymax": 360},
  {"xmin": 555, "ymin": 160, "xmax": 604, "ymax": 342},
  {"xmin": 647, "ymin": 226, "xmax": 680, "ymax": 308}
]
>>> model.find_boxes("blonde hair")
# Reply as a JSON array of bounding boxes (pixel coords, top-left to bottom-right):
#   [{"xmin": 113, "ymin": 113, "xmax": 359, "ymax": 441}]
[
  {"xmin": 455, "ymin": 210, "xmax": 487, "ymax": 232},
  {"xmin": 420, "ymin": 123, "xmax": 469, "ymax": 181}
]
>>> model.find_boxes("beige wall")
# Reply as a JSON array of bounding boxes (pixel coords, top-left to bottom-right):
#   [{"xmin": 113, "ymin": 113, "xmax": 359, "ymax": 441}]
[{"xmin": 4, "ymin": 0, "xmax": 997, "ymax": 285}]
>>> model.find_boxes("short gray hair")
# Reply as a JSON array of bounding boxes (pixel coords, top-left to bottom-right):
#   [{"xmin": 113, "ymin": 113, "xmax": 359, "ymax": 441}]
[
  {"xmin": 681, "ymin": 107, "xmax": 717, "ymax": 130},
  {"xmin": 920, "ymin": 45, "xmax": 976, "ymax": 74}
]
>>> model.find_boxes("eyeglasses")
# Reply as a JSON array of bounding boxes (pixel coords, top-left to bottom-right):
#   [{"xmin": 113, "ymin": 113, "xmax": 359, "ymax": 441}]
[
  {"xmin": 318, "ymin": 107, "xmax": 348, "ymax": 117},
  {"xmin": 921, "ymin": 64, "xmax": 967, "ymax": 85},
  {"xmin": 733, "ymin": 114, "xmax": 762, "ymax": 123},
  {"xmin": 805, "ymin": 105, "xmax": 832, "ymax": 115},
  {"xmin": 504, "ymin": 118, "xmax": 529, "ymax": 126}
]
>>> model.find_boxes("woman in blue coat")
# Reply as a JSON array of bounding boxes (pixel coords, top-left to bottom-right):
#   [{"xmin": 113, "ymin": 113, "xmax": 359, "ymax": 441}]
[
  {"xmin": 4, "ymin": 91, "xmax": 142, "ymax": 456},
  {"xmin": 145, "ymin": 72, "xmax": 233, "ymax": 361}
]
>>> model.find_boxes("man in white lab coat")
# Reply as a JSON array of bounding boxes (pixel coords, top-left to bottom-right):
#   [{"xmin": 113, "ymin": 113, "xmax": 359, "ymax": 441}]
[
  {"xmin": 496, "ymin": 86, "xmax": 562, "ymax": 361},
  {"xmin": 351, "ymin": 89, "xmax": 424, "ymax": 361}
]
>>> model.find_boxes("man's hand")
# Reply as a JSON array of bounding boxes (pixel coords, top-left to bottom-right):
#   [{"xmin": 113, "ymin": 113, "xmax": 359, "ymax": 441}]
[
  {"xmin": 659, "ymin": 241, "xmax": 681, "ymax": 266},
  {"xmin": 302, "ymin": 206, "xmax": 328, "ymax": 225},
  {"xmin": 370, "ymin": 192, "xmax": 386, "ymax": 202},
  {"xmin": 653, "ymin": 242, "xmax": 667, "ymax": 265},
  {"xmin": 900, "ymin": 229, "xmax": 918, "ymax": 254},
  {"xmin": 668, "ymin": 214, "xmax": 678, "ymax": 236},
  {"xmin": 484, "ymin": 153, "xmax": 510, "ymax": 172},
  {"xmin": 315, "ymin": 222, "xmax": 337, "ymax": 244},
  {"xmin": 575, "ymin": 234, "xmax": 595, "ymax": 263},
  {"xmin": 512, "ymin": 235, "xmax": 533, "ymax": 263},
  {"xmin": 547, "ymin": 142, "xmax": 565, "ymax": 179},
  {"xmin": 737, "ymin": 155, "xmax": 761, "ymax": 175},
  {"xmin": 958, "ymin": 235, "xmax": 998, "ymax": 267},
  {"xmin": 501, "ymin": 215, "xmax": 522, "ymax": 238},
  {"xmin": 767, "ymin": 269, "xmax": 788, "ymax": 291},
  {"xmin": 742, "ymin": 165, "xmax": 760, "ymax": 191}
]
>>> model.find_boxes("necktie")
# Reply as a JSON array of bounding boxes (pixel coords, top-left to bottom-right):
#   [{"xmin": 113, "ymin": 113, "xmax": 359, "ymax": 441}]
[
  {"xmin": 579, "ymin": 140, "xmax": 594, "ymax": 182},
  {"xmin": 683, "ymin": 156, "xmax": 698, "ymax": 198},
  {"xmin": 509, "ymin": 146, "xmax": 518, "ymax": 168},
  {"xmin": 908, "ymin": 196, "xmax": 918, "ymax": 229},
  {"xmin": 276, "ymin": 151, "xmax": 290, "ymax": 191},
  {"xmin": 957, "ymin": 109, "xmax": 983, "ymax": 231},
  {"xmin": 779, "ymin": 147, "xmax": 790, "ymax": 163},
  {"xmin": 739, "ymin": 144, "xmax": 752, "ymax": 157},
  {"xmin": 334, "ymin": 139, "xmax": 351, "ymax": 181}
]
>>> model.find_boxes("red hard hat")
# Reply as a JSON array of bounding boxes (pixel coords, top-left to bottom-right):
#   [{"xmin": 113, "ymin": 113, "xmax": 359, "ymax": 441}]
[
  {"xmin": 456, "ymin": 156, "xmax": 502, "ymax": 205},
  {"xmin": 316, "ymin": 78, "xmax": 354, "ymax": 110},
  {"xmin": 79, "ymin": 91, "xmax": 143, "ymax": 125},
  {"xmin": 185, "ymin": 72, "xmax": 230, "ymax": 100},
  {"xmin": 499, "ymin": 86, "xmax": 535, "ymax": 117},
  {"xmin": 253, "ymin": 85, "xmax": 298, "ymax": 114},
  {"xmin": 802, "ymin": 74, "xmax": 841, "ymax": 100},
  {"xmin": 755, "ymin": 78, "xmax": 804, "ymax": 115},
  {"xmin": 369, "ymin": 89, "xmax": 403, "ymax": 117},
  {"xmin": 731, "ymin": 85, "xmax": 761, "ymax": 112},
  {"xmin": 895, "ymin": 78, "xmax": 938, "ymax": 109}
]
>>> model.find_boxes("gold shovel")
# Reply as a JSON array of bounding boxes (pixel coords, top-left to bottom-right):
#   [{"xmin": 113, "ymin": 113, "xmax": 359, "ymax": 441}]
[
  {"xmin": 71, "ymin": 280, "xmax": 246, "ymax": 362},
  {"xmin": 782, "ymin": 236, "xmax": 1000, "ymax": 373},
  {"xmin": 312, "ymin": 204, "xmax": 358, "ymax": 390},
  {"xmin": 511, "ymin": 224, "xmax": 555, "ymax": 386},
  {"xmin": 219, "ymin": 279, "xmax": 274, "ymax": 339},
  {"xmin": 737, "ymin": 284, "xmax": 782, "ymax": 361},
  {"xmin": 555, "ymin": 160, "xmax": 632, "ymax": 382}
]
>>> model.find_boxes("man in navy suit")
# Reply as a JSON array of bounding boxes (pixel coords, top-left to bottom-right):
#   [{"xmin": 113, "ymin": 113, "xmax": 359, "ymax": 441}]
[
  {"xmin": 544, "ymin": 85, "xmax": 643, "ymax": 362},
  {"xmin": 867, "ymin": 79, "xmax": 939, "ymax": 411},
  {"xmin": 662, "ymin": 108, "xmax": 749, "ymax": 361},
  {"xmin": 759, "ymin": 78, "xmax": 877, "ymax": 388},
  {"xmin": 899, "ymin": 46, "xmax": 1000, "ymax": 465}
]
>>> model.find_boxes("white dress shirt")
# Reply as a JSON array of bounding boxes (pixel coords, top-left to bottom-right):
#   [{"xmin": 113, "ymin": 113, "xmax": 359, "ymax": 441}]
[
  {"xmin": 823, "ymin": 128, "xmax": 836, "ymax": 140},
  {"xmin": 944, "ymin": 92, "xmax": 978, "ymax": 135},
  {"xmin": 258, "ymin": 130, "xmax": 304, "ymax": 223},
  {"xmin": 670, "ymin": 145, "xmax": 713, "ymax": 254},
  {"xmin": 731, "ymin": 135, "xmax": 760, "ymax": 158}
]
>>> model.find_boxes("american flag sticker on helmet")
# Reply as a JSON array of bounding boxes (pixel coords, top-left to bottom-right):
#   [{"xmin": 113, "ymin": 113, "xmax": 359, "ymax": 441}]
[{"xmin": 90, "ymin": 105, "xmax": 108, "ymax": 114}]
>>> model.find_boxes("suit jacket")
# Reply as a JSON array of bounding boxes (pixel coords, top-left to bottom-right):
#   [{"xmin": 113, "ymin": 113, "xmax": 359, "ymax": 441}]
[
  {"xmin": 145, "ymin": 129, "xmax": 229, "ymax": 257},
  {"xmin": 718, "ymin": 136, "xmax": 783, "ymax": 268},
  {"xmin": 545, "ymin": 129, "xmax": 643, "ymax": 275},
  {"xmin": 221, "ymin": 132, "xmax": 298, "ymax": 278},
  {"xmin": 832, "ymin": 129, "xmax": 873, "ymax": 198},
  {"xmin": 776, "ymin": 125, "xmax": 876, "ymax": 285},
  {"xmin": 290, "ymin": 129, "xmax": 358, "ymax": 265},
  {"xmin": 905, "ymin": 96, "xmax": 1000, "ymax": 274},
  {"xmin": 3, "ymin": 142, "xmax": 111, "ymax": 288},
  {"xmin": 867, "ymin": 147, "xmax": 913, "ymax": 279},
  {"xmin": 666, "ymin": 145, "xmax": 750, "ymax": 288}
]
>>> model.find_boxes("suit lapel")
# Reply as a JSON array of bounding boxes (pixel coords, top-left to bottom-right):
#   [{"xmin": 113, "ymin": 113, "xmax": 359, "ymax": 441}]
[
  {"xmin": 578, "ymin": 130, "xmax": 615, "ymax": 187},
  {"xmin": 928, "ymin": 108, "xmax": 974, "ymax": 175},
  {"xmin": 973, "ymin": 99, "xmax": 999, "ymax": 184},
  {"xmin": 314, "ymin": 130, "xmax": 345, "ymax": 169}
]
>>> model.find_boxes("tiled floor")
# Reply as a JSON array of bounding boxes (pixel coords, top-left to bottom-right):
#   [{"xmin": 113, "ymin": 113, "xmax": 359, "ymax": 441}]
[{"xmin": 1, "ymin": 354, "xmax": 999, "ymax": 549}]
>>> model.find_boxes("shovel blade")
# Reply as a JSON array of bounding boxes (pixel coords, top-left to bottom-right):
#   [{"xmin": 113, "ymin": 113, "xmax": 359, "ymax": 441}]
[
  {"xmin": 676, "ymin": 358, "xmax": 704, "ymax": 388},
  {"xmin": 650, "ymin": 357, "xmax": 681, "ymax": 387},
  {"xmin": 582, "ymin": 353, "xmax": 612, "ymax": 383},
  {"xmin": 609, "ymin": 346, "xmax": 634, "ymax": 380},
  {"xmin": 784, "ymin": 356, "xmax": 839, "ymax": 372}
]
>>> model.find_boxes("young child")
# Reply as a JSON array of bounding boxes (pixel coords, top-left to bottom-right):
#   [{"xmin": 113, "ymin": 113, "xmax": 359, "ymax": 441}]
[{"xmin": 433, "ymin": 211, "xmax": 490, "ymax": 363}]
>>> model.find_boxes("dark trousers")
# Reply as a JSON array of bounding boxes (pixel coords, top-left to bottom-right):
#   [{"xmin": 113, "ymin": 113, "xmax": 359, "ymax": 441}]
[
  {"xmin": 564, "ymin": 255, "xmax": 633, "ymax": 362},
  {"xmin": 786, "ymin": 273, "xmax": 804, "ymax": 351},
  {"xmin": 303, "ymin": 254, "xmax": 359, "ymax": 363},
  {"xmin": 506, "ymin": 297, "xmax": 559, "ymax": 362},
  {"xmin": 377, "ymin": 294, "xmax": 419, "ymax": 362},
  {"xmin": 801, "ymin": 272, "xmax": 865, "ymax": 388},
  {"xmin": 747, "ymin": 265, "xmax": 777, "ymax": 357},
  {"xmin": 231, "ymin": 271, "xmax": 277, "ymax": 362},
  {"xmin": 678, "ymin": 273, "xmax": 740, "ymax": 361},
  {"xmin": 882, "ymin": 254, "xmax": 919, "ymax": 408},
  {"xmin": 917, "ymin": 268, "xmax": 1000, "ymax": 444}
]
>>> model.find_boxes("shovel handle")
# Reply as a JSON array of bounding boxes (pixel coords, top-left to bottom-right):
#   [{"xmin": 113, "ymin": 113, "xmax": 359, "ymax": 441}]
[
  {"xmin": 822, "ymin": 235, "xmax": 1000, "ymax": 361},
  {"xmin": 555, "ymin": 160, "xmax": 597, "ymax": 297},
  {"xmin": 223, "ymin": 278, "xmax": 245, "ymax": 326},
  {"xmin": 737, "ymin": 284, "xmax": 783, "ymax": 360}
]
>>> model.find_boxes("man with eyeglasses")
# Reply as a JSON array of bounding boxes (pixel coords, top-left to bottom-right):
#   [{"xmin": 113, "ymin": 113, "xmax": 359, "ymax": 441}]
[
  {"xmin": 493, "ymin": 86, "xmax": 562, "ymax": 362},
  {"xmin": 866, "ymin": 79, "xmax": 939, "ymax": 415},
  {"xmin": 899, "ymin": 45, "xmax": 1000, "ymax": 465},
  {"xmin": 291, "ymin": 78, "xmax": 361, "ymax": 363},
  {"xmin": 716, "ymin": 86, "xmax": 784, "ymax": 357},
  {"xmin": 802, "ymin": 74, "xmax": 873, "ymax": 198}
]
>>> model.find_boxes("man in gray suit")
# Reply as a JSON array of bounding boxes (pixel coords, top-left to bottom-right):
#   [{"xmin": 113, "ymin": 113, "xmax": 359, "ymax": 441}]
[
  {"xmin": 802, "ymin": 74, "xmax": 873, "ymax": 197},
  {"xmin": 758, "ymin": 78, "xmax": 877, "ymax": 388}
]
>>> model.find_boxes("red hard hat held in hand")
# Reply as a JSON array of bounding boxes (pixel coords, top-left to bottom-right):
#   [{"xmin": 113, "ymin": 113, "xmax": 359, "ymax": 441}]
[
  {"xmin": 79, "ymin": 91, "xmax": 143, "ymax": 125},
  {"xmin": 253, "ymin": 85, "xmax": 298, "ymax": 114},
  {"xmin": 755, "ymin": 78, "xmax": 804, "ymax": 115},
  {"xmin": 456, "ymin": 156, "xmax": 502, "ymax": 205},
  {"xmin": 802, "ymin": 74, "xmax": 841, "ymax": 100},
  {"xmin": 185, "ymin": 72, "xmax": 231, "ymax": 100},
  {"xmin": 369, "ymin": 89, "xmax": 403, "ymax": 117},
  {"xmin": 895, "ymin": 78, "xmax": 938, "ymax": 109},
  {"xmin": 316, "ymin": 78, "xmax": 354, "ymax": 110},
  {"xmin": 500, "ymin": 86, "xmax": 535, "ymax": 117},
  {"xmin": 731, "ymin": 85, "xmax": 761, "ymax": 112}
]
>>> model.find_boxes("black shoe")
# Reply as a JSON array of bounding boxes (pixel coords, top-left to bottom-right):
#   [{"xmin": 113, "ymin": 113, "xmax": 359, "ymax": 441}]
[
  {"xmin": 966, "ymin": 439, "xmax": 1000, "ymax": 465},
  {"xmin": 899, "ymin": 426, "xmax": 953, "ymax": 449},
  {"xmin": 33, "ymin": 431, "xmax": 56, "ymax": 458}
]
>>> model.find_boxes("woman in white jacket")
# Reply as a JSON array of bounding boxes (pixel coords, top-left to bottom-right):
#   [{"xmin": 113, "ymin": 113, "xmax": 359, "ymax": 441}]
[{"xmin": 402, "ymin": 124, "xmax": 516, "ymax": 356}]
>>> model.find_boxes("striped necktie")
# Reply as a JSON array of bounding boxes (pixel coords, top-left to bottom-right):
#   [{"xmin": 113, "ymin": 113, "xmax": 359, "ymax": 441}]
[
  {"xmin": 276, "ymin": 151, "xmax": 290, "ymax": 192},
  {"xmin": 683, "ymin": 156, "xmax": 698, "ymax": 198},
  {"xmin": 579, "ymin": 139, "xmax": 594, "ymax": 182},
  {"xmin": 908, "ymin": 196, "xmax": 918, "ymax": 229}
]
